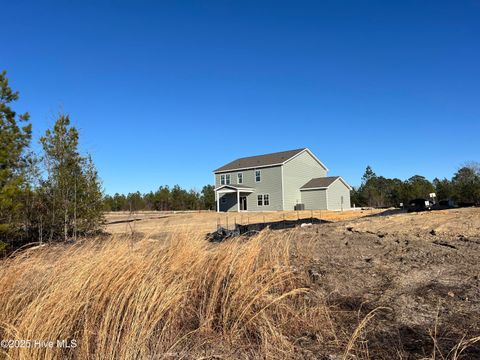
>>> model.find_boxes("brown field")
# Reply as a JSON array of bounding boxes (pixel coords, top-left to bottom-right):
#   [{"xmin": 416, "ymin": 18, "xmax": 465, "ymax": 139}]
[
  {"xmin": 105, "ymin": 208, "xmax": 385, "ymax": 235},
  {"xmin": 1, "ymin": 207, "xmax": 479, "ymax": 359}
]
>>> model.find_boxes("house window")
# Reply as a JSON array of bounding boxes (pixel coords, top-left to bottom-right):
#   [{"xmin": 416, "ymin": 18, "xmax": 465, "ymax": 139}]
[
  {"xmin": 237, "ymin": 173, "xmax": 243, "ymax": 184},
  {"xmin": 255, "ymin": 170, "xmax": 261, "ymax": 182},
  {"xmin": 263, "ymin": 194, "xmax": 270, "ymax": 206},
  {"xmin": 221, "ymin": 196, "xmax": 226, "ymax": 204},
  {"xmin": 225, "ymin": 174, "xmax": 231, "ymax": 185},
  {"xmin": 220, "ymin": 175, "xmax": 225, "ymax": 185},
  {"xmin": 257, "ymin": 194, "xmax": 270, "ymax": 206}
]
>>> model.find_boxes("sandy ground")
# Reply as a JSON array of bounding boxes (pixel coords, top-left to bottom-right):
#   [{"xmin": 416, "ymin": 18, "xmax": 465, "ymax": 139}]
[
  {"xmin": 293, "ymin": 207, "xmax": 480, "ymax": 358},
  {"xmin": 104, "ymin": 207, "xmax": 480, "ymax": 358},
  {"xmin": 105, "ymin": 208, "xmax": 385, "ymax": 235}
]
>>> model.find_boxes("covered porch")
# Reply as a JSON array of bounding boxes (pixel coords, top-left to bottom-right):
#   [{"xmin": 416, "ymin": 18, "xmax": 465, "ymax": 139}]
[{"xmin": 214, "ymin": 185, "xmax": 254, "ymax": 212}]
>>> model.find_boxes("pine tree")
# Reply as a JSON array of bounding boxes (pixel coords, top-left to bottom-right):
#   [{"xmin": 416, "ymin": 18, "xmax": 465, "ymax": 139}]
[
  {"xmin": 0, "ymin": 71, "xmax": 32, "ymax": 239},
  {"xmin": 39, "ymin": 114, "xmax": 104, "ymax": 240},
  {"xmin": 201, "ymin": 185, "xmax": 215, "ymax": 210},
  {"xmin": 451, "ymin": 165, "xmax": 480, "ymax": 204}
]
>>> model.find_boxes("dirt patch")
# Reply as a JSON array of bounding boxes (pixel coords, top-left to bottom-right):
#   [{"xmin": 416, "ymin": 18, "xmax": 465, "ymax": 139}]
[
  {"xmin": 292, "ymin": 207, "xmax": 480, "ymax": 358},
  {"xmin": 104, "ymin": 208, "xmax": 386, "ymax": 235}
]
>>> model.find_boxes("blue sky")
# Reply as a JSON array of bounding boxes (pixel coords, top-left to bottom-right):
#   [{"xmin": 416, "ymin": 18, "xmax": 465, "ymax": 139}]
[{"xmin": 3, "ymin": 0, "xmax": 479, "ymax": 194}]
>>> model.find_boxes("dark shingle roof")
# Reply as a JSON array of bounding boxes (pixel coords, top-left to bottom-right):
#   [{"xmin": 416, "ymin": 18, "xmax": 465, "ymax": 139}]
[
  {"xmin": 214, "ymin": 148, "xmax": 306, "ymax": 173},
  {"xmin": 300, "ymin": 176, "xmax": 340, "ymax": 189}
]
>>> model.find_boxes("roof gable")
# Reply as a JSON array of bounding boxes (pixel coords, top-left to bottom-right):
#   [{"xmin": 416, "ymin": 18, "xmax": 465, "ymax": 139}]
[
  {"xmin": 300, "ymin": 176, "xmax": 352, "ymax": 190},
  {"xmin": 214, "ymin": 184, "xmax": 254, "ymax": 191},
  {"xmin": 214, "ymin": 148, "xmax": 306, "ymax": 173},
  {"xmin": 283, "ymin": 148, "xmax": 329, "ymax": 171}
]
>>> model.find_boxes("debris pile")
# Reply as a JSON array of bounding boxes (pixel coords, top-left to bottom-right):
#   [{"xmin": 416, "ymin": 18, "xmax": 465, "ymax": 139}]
[
  {"xmin": 206, "ymin": 217, "xmax": 329, "ymax": 242},
  {"xmin": 206, "ymin": 227, "xmax": 240, "ymax": 242}
]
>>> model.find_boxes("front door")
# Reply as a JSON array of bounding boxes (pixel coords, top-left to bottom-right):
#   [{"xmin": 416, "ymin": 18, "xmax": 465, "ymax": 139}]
[{"xmin": 240, "ymin": 196, "xmax": 247, "ymax": 211}]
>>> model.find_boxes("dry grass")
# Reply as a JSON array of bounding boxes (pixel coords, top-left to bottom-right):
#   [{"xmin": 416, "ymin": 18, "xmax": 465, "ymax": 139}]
[
  {"xmin": 1, "ymin": 225, "xmax": 478, "ymax": 359},
  {"xmin": 0, "ymin": 230, "xmax": 341, "ymax": 359},
  {"xmin": 105, "ymin": 209, "xmax": 383, "ymax": 235}
]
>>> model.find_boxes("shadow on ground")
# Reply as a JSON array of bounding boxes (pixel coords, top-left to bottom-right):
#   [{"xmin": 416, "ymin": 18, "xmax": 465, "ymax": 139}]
[{"xmin": 206, "ymin": 217, "xmax": 331, "ymax": 242}]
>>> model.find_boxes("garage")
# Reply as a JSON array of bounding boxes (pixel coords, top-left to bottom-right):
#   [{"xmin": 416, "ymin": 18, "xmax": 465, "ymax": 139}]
[{"xmin": 300, "ymin": 176, "xmax": 352, "ymax": 211}]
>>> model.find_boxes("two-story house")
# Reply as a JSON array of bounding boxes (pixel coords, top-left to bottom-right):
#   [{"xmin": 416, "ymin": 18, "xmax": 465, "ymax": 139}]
[{"xmin": 213, "ymin": 148, "xmax": 351, "ymax": 212}]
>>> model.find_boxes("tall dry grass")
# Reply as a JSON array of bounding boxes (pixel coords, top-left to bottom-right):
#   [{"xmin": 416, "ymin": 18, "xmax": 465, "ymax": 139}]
[
  {"xmin": 2, "ymin": 230, "xmax": 477, "ymax": 359},
  {"xmin": 0, "ymin": 231, "xmax": 336, "ymax": 359}
]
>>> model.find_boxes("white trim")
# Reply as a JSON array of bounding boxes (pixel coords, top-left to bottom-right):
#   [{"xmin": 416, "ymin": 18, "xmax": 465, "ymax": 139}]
[
  {"xmin": 214, "ymin": 163, "xmax": 283, "ymax": 174},
  {"xmin": 213, "ymin": 148, "xmax": 328, "ymax": 174},
  {"xmin": 335, "ymin": 176, "xmax": 353, "ymax": 190},
  {"xmin": 237, "ymin": 190, "xmax": 240, "ymax": 212},
  {"xmin": 255, "ymin": 193, "xmax": 270, "ymax": 207},
  {"xmin": 239, "ymin": 195, "xmax": 248, "ymax": 211},
  {"xmin": 214, "ymin": 173, "xmax": 219, "ymax": 212},
  {"xmin": 281, "ymin": 165, "xmax": 285, "ymax": 210},
  {"xmin": 326, "ymin": 189, "xmax": 329, "ymax": 210},
  {"xmin": 299, "ymin": 177, "xmax": 353, "ymax": 191},
  {"xmin": 263, "ymin": 193, "xmax": 270, "ymax": 206},
  {"xmin": 283, "ymin": 148, "xmax": 329, "ymax": 172},
  {"xmin": 255, "ymin": 169, "xmax": 261, "ymax": 182},
  {"xmin": 217, "ymin": 189, "xmax": 237, "ymax": 194},
  {"xmin": 215, "ymin": 185, "xmax": 254, "ymax": 192},
  {"xmin": 300, "ymin": 187, "xmax": 328, "ymax": 191},
  {"xmin": 324, "ymin": 176, "xmax": 352, "ymax": 190},
  {"xmin": 257, "ymin": 194, "xmax": 263, "ymax": 206}
]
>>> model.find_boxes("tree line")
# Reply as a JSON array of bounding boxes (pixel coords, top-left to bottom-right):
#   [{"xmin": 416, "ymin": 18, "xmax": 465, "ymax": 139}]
[
  {"xmin": 352, "ymin": 164, "xmax": 480, "ymax": 208},
  {"xmin": 2, "ymin": 69, "xmax": 479, "ymax": 253},
  {"xmin": 103, "ymin": 185, "xmax": 215, "ymax": 212},
  {"xmin": 0, "ymin": 71, "xmax": 104, "ymax": 251}
]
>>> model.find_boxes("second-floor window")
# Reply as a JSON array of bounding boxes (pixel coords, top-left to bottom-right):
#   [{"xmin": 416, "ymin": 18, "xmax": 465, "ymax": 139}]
[
  {"xmin": 237, "ymin": 173, "xmax": 243, "ymax": 184},
  {"xmin": 255, "ymin": 170, "xmax": 261, "ymax": 182},
  {"xmin": 220, "ymin": 174, "xmax": 231, "ymax": 185}
]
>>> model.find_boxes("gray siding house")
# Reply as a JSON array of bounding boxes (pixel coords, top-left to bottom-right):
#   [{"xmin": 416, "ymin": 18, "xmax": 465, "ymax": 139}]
[{"xmin": 213, "ymin": 148, "xmax": 351, "ymax": 212}]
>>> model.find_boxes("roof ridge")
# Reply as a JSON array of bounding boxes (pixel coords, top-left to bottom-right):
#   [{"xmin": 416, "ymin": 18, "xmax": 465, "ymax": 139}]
[
  {"xmin": 236, "ymin": 148, "xmax": 306, "ymax": 159},
  {"xmin": 214, "ymin": 148, "xmax": 307, "ymax": 173}
]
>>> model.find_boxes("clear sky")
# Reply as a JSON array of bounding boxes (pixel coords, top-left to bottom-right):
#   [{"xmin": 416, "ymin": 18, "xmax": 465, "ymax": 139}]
[{"xmin": 3, "ymin": 0, "xmax": 479, "ymax": 194}]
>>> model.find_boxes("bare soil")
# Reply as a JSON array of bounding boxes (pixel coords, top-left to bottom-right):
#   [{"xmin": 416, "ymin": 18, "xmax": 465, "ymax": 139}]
[
  {"xmin": 105, "ymin": 208, "xmax": 385, "ymax": 235},
  {"xmin": 104, "ymin": 207, "xmax": 480, "ymax": 358},
  {"xmin": 294, "ymin": 207, "xmax": 480, "ymax": 358}
]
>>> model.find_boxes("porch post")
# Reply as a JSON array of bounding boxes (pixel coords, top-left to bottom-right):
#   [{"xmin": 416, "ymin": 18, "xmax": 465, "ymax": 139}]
[
  {"xmin": 237, "ymin": 190, "xmax": 240, "ymax": 212},
  {"xmin": 216, "ymin": 190, "xmax": 220, "ymax": 213}
]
